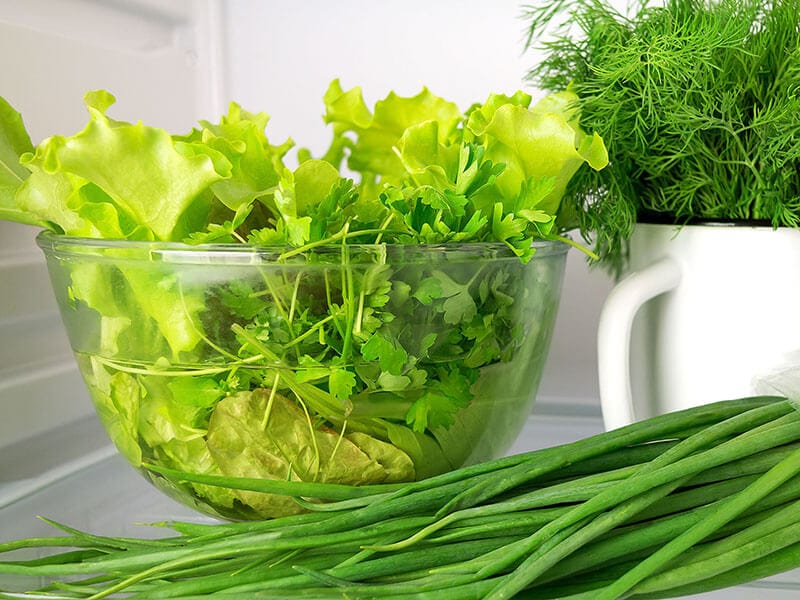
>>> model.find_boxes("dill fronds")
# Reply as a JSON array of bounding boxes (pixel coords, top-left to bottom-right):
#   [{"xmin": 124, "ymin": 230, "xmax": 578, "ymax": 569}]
[{"xmin": 524, "ymin": 0, "xmax": 800, "ymax": 272}]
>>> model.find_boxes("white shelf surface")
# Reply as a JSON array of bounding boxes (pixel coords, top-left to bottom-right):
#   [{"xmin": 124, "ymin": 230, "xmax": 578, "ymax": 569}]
[{"xmin": 1, "ymin": 400, "xmax": 800, "ymax": 598}]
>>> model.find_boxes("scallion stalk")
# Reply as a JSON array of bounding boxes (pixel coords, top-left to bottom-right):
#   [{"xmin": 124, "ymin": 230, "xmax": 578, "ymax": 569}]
[{"xmin": 3, "ymin": 396, "xmax": 800, "ymax": 599}]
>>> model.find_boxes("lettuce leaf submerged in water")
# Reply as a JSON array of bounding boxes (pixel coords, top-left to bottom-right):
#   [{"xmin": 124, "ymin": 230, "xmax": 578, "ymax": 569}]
[{"xmin": 207, "ymin": 390, "xmax": 414, "ymax": 518}]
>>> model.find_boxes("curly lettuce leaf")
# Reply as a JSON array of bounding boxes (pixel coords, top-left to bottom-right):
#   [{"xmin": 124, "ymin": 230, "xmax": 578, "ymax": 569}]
[
  {"xmin": 184, "ymin": 102, "xmax": 292, "ymax": 213},
  {"xmin": 470, "ymin": 91, "xmax": 609, "ymax": 218},
  {"xmin": 90, "ymin": 367, "xmax": 239, "ymax": 514},
  {"xmin": 68, "ymin": 263, "xmax": 133, "ymax": 356},
  {"xmin": 17, "ymin": 90, "xmax": 230, "ymax": 241},
  {"xmin": 0, "ymin": 96, "xmax": 39, "ymax": 225},
  {"xmin": 68, "ymin": 260, "xmax": 204, "ymax": 358},
  {"xmin": 207, "ymin": 389, "xmax": 414, "ymax": 517},
  {"xmin": 274, "ymin": 159, "xmax": 345, "ymax": 245},
  {"xmin": 463, "ymin": 90, "xmax": 533, "ymax": 139},
  {"xmin": 322, "ymin": 79, "xmax": 462, "ymax": 178},
  {"xmin": 86, "ymin": 361, "xmax": 142, "ymax": 466},
  {"xmin": 85, "ymin": 361, "xmax": 237, "ymax": 515},
  {"xmin": 0, "ymin": 97, "xmax": 33, "ymax": 181},
  {"xmin": 14, "ymin": 169, "xmax": 118, "ymax": 237},
  {"xmin": 394, "ymin": 120, "xmax": 461, "ymax": 190},
  {"xmin": 121, "ymin": 267, "xmax": 206, "ymax": 356}
]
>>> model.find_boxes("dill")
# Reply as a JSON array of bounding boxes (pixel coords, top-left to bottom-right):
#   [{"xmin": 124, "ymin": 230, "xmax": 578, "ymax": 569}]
[{"xmin": 524, "ymin": 0, "xmax": 800, "ymax": 272}]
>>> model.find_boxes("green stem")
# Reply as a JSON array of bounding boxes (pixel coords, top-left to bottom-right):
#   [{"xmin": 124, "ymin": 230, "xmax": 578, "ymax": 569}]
[
  {"xmin": 481, "ymin": 405, "xmax": 799, "ymax": 598},
  {"xmin": 546, "ymin": 233, "xmax": 599, "ymax": 261},
  {"xmin": 635, "ymin": 501, "xmax": 800, "ymax": 595},
  {"xmin": 440, "ymin": 398, "xmax": 792, "ymax": 515},
  {"xmin": 596, "ymin": 444, "xmax": 800, "ymax": 599},
  {"xmin": 91, "ymin": 353, "xmax": 267, "ymax": 377},
  {"xmin": 282, "ymin": 311, "xmax": 341, "ymax": 350}
]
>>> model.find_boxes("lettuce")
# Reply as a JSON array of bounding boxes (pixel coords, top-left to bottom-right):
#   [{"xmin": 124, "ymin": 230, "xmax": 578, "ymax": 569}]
[
  {"xmin": 321, "ymin": 79, "xmax": 462, "ymax": 177},
  {"xmin": 475, "ymin": 91, "xmax": 609, "ymax": 223},
  {"xmin": 16, "ymin": 91, "xmax": 229, "ymax": 241},
  {"xmin": 206, "ymin": 390, "xmax": 414, "ymax": 518},
  {"xmin": 0, "ymin": 96, "xmax": 37, "ymax": 226},
  {"xmin": 1, "ymin": 84, "xmax": 608, "ymax": 256},
  {"xmin": 316, "ymin": 82, "xmax": 608, "ymax": 259}
]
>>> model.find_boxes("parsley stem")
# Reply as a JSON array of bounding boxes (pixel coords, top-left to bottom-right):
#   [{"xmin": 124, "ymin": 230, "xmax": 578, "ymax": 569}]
[
  {"xmin": 339, "ymin": 225, "xmax": 355, "ymax": 364},
  {"xmin": 282, "ymin": 311, "xmax": 341, "ymax": 350},
  {"xmin": 260, "ymin": 373, "xmax": 281, "ymax": 430},
  {"xmin": 547, "ymin": 233, "xmax": 599, "ymax": 261},
  {"xmin": 287, "ymin": 271, "xmax": 302, "ymax": 324},
  {"xmin": 91, "ymin": 353, "xmax": 266, "ymax": 377}
]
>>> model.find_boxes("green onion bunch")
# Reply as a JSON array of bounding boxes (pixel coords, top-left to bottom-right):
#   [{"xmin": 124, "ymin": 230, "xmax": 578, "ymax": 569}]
[{"xmin": 4, "ymin": 397, "xmax": 800, "ymax": 598}]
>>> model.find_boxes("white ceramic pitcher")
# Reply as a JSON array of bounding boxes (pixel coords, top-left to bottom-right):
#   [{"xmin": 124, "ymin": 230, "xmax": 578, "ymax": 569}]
[{"xmin": 597, "ymin": 222, "xmax": 800, "ymax": 430}]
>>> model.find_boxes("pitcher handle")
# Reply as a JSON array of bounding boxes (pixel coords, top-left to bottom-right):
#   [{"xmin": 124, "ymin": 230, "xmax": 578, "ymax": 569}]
[{"xmin": 597, "ymin": 257, "xmax": 682, "ymax": 430}]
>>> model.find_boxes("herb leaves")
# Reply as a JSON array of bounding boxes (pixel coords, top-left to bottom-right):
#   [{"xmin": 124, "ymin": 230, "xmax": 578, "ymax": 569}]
[{"xmin": 525, "ymin": 0, "xmax": 800, "ymax": 271}]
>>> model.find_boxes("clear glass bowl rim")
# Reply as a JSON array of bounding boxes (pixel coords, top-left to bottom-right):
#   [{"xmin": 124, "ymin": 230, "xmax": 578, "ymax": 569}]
[{"xmin": 36, "ymin": 231, "xmax": 570, "ymax": 264}]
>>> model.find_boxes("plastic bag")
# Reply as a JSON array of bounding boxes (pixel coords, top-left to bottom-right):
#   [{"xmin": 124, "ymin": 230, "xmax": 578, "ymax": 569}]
[{"xmin": 754, "ymin": 351, "xmax": 800, "ymax": 404}]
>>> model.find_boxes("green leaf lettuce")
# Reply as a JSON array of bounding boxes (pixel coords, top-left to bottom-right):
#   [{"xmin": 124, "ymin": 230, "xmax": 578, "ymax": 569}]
[{"xmin": 17, "ymin": 91, "xmax": 230, "ymax": 240}]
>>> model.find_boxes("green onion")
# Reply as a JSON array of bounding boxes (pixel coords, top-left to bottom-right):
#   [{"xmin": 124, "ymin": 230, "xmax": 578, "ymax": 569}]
[{"xmin": 3, "ymin": 396, "xmax": 800, "ymax": 599}]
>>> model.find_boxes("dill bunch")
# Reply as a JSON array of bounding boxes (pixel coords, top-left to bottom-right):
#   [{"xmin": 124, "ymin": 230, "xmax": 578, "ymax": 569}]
[{"xmin": 524, "ymin": 0, "xmax": 800, "ymax": 272}]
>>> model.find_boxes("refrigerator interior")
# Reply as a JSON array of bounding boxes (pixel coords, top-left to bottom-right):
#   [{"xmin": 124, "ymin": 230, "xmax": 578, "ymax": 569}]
[{"xmin": 1, "ymin": 0, "xmax": 799, "ymax": 597}]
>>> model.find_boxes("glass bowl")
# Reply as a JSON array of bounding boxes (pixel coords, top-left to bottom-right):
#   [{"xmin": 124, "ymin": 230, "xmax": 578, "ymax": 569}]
[{"xmin": 37, "ymin": 232, "xmax": 568, "ymax": 519}]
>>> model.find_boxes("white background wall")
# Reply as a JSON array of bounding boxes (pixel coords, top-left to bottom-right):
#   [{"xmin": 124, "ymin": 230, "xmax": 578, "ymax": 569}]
[{"xmin": 224, "ymin": 0, "xmax": 542, "ymax": 159}]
